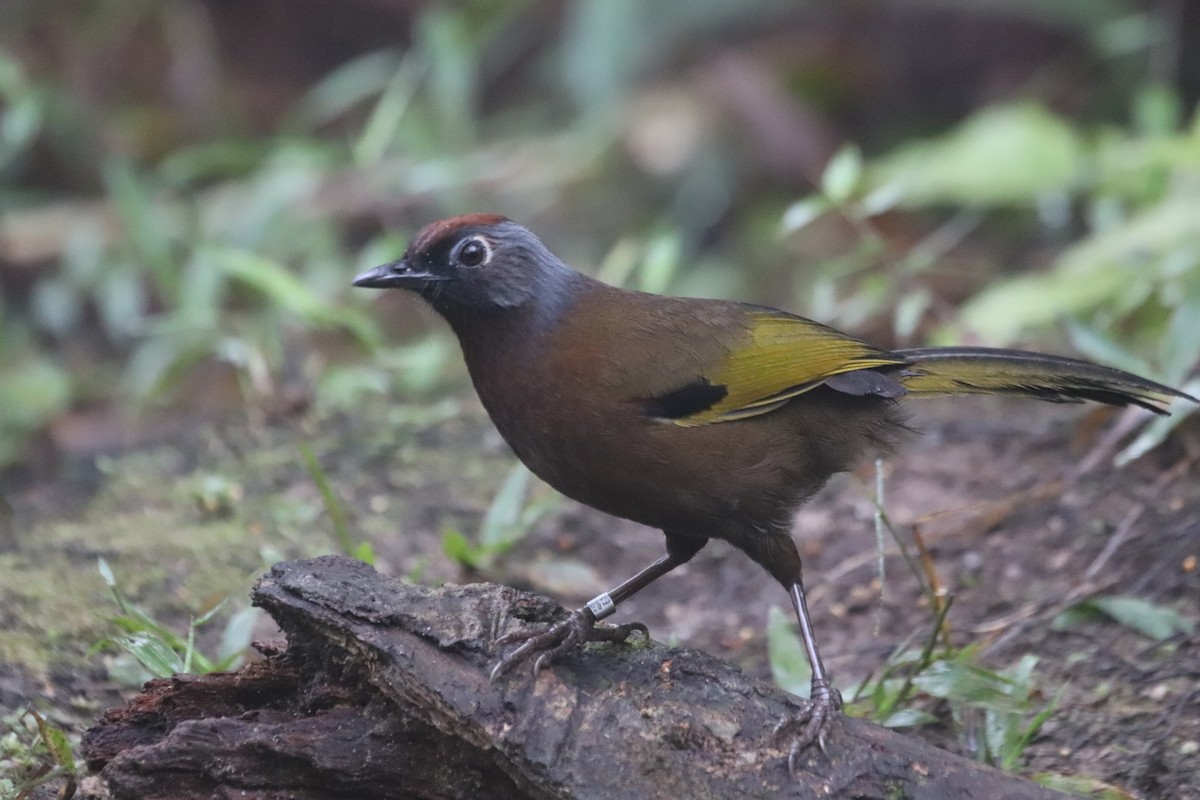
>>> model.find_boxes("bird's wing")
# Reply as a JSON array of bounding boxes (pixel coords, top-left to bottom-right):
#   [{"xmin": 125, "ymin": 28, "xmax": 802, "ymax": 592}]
[{"xmin": 652, "ymin": 309, "xmax": 906, "ymax": 426}]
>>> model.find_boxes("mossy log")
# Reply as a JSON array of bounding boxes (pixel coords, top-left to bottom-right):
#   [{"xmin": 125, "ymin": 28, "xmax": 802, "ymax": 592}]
[{"xmin": 82, "ymin": 555, "xmax": 1066, "ymax": 799}]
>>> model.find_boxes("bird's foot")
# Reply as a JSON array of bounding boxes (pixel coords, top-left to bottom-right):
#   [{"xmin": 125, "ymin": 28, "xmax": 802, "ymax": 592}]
[
  {"xmin": 774, "ymin": 680, "xmax": 843, "ymax": 777},
  {"xmin": 490, "ymin": 608, "xmax": 648, "ymax": 681}
]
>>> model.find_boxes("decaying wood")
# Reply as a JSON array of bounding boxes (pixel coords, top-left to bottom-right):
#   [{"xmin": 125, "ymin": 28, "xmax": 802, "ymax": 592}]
[{"xmin": 82, "ymin": 555, "xmax": 1067, "ymax": 799}]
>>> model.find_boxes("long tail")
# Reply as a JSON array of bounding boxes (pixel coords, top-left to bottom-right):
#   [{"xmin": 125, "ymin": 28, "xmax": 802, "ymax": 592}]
[{"xmin": 892, "ymin": 347, "xmax": 1195, "ymax": 415}]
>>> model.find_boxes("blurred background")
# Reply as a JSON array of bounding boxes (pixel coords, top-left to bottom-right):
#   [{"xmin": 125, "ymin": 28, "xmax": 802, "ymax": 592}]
[
  {"xmin": 1, "ymin": 0, "xmax": 1198, "ymax": 484},
  {"xmin": 2, "ymin": 2, "xmax": 1200, "ymax": 794}
]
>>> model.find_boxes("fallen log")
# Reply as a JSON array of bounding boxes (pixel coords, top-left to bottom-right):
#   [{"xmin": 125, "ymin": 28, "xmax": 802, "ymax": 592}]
[{"xmin": 82, "ymin": 555, "xmax": 1066, "ymax": 799}]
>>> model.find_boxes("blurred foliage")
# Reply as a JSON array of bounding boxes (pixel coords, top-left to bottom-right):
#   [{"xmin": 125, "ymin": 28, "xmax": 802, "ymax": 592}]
[
  {"xmin": 1, "ymin": 4, "xmax": 1196, "ymax": 793},
  {"xmin": 1054, "ymin": 594, "xmax": 1197, "ymax": 640},
  {"xmin": 0, "ymin": 0, "xmax": 1196, "ymax": 472},
  {"xmin": 443, "ymin": 461, "xmax": 563, "ymax": 570},
  {"xmin": 92, "ymin": 558, "xmax": 256, "ymax": 683},
  {"xmin": 0, "ymin": 708, "xmax": 79, "ymax": 799},
  {"xmin": 784, "ymin": 91, "xmax": 1200, "ymax": 460},
  {"xmin": 300, "ymin": 441, "xmax": 376, "ymax": 564},
  {"xmin": 769, "ymin": 602, "xmax": 1059, "ymax": 771},
  {"xmin": 770, "ymin": 462, "xmax": 1064, "ymax": 774}
]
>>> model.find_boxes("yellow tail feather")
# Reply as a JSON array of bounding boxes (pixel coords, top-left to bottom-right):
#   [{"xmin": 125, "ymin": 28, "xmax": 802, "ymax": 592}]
[{"xmin": 893, "ymin": 347, "xmax": 1192, "ymax": 415}]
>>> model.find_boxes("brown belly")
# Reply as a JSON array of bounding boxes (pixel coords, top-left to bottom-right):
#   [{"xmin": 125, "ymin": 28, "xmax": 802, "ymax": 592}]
[{"xmin": 489, "ymin": 387, "xmax": 905, "ymax": 537}]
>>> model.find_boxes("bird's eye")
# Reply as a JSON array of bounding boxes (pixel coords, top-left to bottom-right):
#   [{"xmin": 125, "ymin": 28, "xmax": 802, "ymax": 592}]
[{"xmin": 456, "ymin": 237, "xmax": 491, "ymax": 268}]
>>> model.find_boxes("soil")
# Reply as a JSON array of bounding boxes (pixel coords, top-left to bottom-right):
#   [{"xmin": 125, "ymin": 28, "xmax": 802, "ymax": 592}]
[{"xmin": 1, "ymin": 389, "xmax": 1197, "ymax": 798}]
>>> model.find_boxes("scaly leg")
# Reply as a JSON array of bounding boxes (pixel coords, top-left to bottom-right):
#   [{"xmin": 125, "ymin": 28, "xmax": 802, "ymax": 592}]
[
  {"xmin": 736, "ymin": 530, "xmax": 842, "ymax": 773},
  {"xmin": 778, "ymin": 579, "xmax": 843, "ymax": 773},
  {"xmin": 491, "ymin": 534, "xmax": 705, "ymax": 680}
]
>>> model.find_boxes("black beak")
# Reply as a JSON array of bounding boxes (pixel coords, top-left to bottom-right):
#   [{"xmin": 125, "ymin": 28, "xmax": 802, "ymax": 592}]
[{"xmin": 352, "ymin": 258, "xmax": 445, "ymax": 289}]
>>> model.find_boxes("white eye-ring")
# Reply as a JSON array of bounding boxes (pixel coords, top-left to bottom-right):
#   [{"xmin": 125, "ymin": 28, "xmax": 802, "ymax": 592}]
[{"xmin": 455, "ymin": 236, "xmax": 492, "ymax": 268}]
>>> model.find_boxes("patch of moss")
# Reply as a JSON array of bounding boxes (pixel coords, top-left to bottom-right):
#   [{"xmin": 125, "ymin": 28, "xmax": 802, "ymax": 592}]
[{"xmin": 0, "ymin": 397, "xmax": 514, "ymax": 677}]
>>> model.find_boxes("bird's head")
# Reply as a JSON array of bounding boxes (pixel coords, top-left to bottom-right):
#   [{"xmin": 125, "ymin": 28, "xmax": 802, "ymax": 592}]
[{"xmin": 353, "ymin": 214, "xmax": 574, "ymax": 313}]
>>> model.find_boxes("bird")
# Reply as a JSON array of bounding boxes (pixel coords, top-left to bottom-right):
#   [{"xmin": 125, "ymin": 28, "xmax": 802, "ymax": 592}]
[{"xmin": 353, "ymin": 214, "xmax": 1195, "ymax": 771}]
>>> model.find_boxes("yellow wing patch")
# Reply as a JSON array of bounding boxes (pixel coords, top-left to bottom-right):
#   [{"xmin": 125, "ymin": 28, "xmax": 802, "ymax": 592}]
[{"xmin": 671, "ymin": 310, "xmax": 904, "ymax": 426}]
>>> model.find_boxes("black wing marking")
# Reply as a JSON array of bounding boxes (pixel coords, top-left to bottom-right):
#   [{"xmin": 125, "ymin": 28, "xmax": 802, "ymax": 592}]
[{"xmin": 644, "ymin": 379, "xmax": 729, "ymax": 420}]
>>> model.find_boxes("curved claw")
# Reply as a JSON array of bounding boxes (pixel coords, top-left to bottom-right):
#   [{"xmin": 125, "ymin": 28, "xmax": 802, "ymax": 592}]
[
  {"xmin": 490, "ymin": 609, "xmax": 648, "ymax": 682},
  {"xmin": 775, "ymin": 680, "xmax": 844, "ymax": 778}
]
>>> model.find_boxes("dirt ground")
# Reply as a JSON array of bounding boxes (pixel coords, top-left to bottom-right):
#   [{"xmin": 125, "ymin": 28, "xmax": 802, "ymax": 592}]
[{"xmin": 1, "ymin": 389, "xmax": 1197, "ymax": 798}]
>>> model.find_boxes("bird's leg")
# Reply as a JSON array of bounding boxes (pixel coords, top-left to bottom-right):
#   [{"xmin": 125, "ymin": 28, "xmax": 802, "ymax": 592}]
[
  {"xmin": 776, "ymin": 579, "xmax": 843, "ymax": 773},
  {"xmin": 736, "ymin": 532, "xmax": 842, "ymax": 773},
  {"xmin": 490, "ymin": 553, "xmax": 676, "ymax": 680},
  {"xmin": 491, "ymin": 535, "xmax": 705, "ymax": 680}
]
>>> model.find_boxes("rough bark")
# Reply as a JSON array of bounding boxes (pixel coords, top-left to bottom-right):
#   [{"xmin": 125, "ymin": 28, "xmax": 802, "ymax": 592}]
[{"xmin": 82, "ymin": 555, "xmax": 1067, "ymax": 799}]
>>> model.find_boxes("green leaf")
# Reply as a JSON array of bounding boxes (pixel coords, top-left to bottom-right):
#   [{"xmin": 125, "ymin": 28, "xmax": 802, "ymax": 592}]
[
  {"xmin": 158, "ymin": 138, "xmax": 276, "ymax": 185},
  {"xmin": 300, "ymin": 442, "xmax": 354, "ymax": 557},
  {"xmin": 442, "ymin": 529, "xmax": 480, "ymax": 568},
  {"xmin": 208, "ymin": 246, "xmax": 380, "ymax": 346},
  {"xmin": 106, "ymin": 615, "xmax": 152, "ymax": 634},
  {"xmin": 97, "ymin": 558, "xmax": 116, "ymax": 587},
  {"xmin": 479, "ymin": 463, "xmax": 536, "ymax": 552},
  {"xmin": 193, "ymin": 598, "xmax": 229, "ymax": 628},
  {"xmin": 352, "ymin": 540, "xmax": 376, "ymax": 566},
  {"xmin": 176, "ymin": 249, "xmax": 227, "ymax": 328},
  {"xmin": 1161, "ymin": 290, "xmax": 1200, "ymax": 383},
  {"xmin": 1114, "ymin": 379, "xmax": 1200, "ymax": 466},
  {"xmin": 120, "ymin": 634, "xmax": 186, "ymax": 678},
  {"xmin": 894, "ymin": 288, "xmax": 932, "ymax": 341},
  {"xmin": 878, "ymin": 707, "xmax": 937, "ymax": 728},
  {"xmin": 29, "ymin": 709, "xmax": 76, "ymax": 773},
  {"xmin": 1087, "ymin": 595, "xmax": 1195, "ymax": 641},
  {"xmin": 1133, "ymin": 84, "xmax": 1182, "ymax": 137},
  {"xmin": 379, "ymin": 337, "xmax": 457, "ymax": 393},
  {"xmin": 637, "ymin": 232, "xmax": 682, "ymax": 295},
  {"xmin": 872, "ymin": 103, "xmax": 1085, "ymax": 207},
  {"xmin": 30, "ymin": 277, "xmax": 81, "ymax": 335},
  {"xmin": 97, "ymin": 266, "xmax": 148, "ymax": 340},
  {"xmin": 995, "ymin": 691, "xmax": 1059, "ymax": 771},
  {"xmin": 1065, "ymin": 322, "xmax": 1150, "ymax": 377},
  {"xmin": 104, "ymin": 161, "xmax": 178, "ymax": 298},
  {"xmin": 954, "ymin": 189, "xmax": 1200, "ymax": 342},
  {"xmin": 0, "ymin": 357, "xmax": 72, "ymax": 439},
  {"xmin": 780, "ymin": 195, "xmax": 829, "ymax": 233},
  {"xmin": 219, "ymin": 606, "xmax": 259, "ymax": 667},
  {"xmin": 910, "ymin": 661, "xmax": 1028, "ymax": 712},
  {"xmin": 822, "ymin": 144, "xmax": 863, "ymax": 204},
  {"xmin": 1034, "ymin": 772, "xmax": 1138, "ymax": 799},
  {"xmin": 858, "ymin": 179, "xmax": 907, "ymax": 217},
  {"xmin": 0, "ymin": 52, "xmax": 44, "ymax": 169},
  {"xmin": 122, "ymin": 332, "xmax": 213, "ymax": 401},
  {"xmin": 419, "ymin": 5, "xmax": 478, "ymax": 147},
  {"xmin": 561, "ymin": 0, "xmax": 646, "ymax": 121},
  {"xmin": 315, "ymin": 364, "xmax": 390, "ymax": 414},
  {"xmin": 1005, "ymin": 654, "xmax": 1039, "ymax": 697},
  {"xmin": 105, "ymin": 652, "xmax": 156, "ymax": 687},
  {"xmin": 354, "ymin": 54, "xmax": 423, "ymax": 165},
  {"xmin": 296, "ymin": 50, "xmax": 403, "ymax": 127},
  {"xmin": 0, "ymin": 355, "xmax": 71, "ymax": 462}
]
